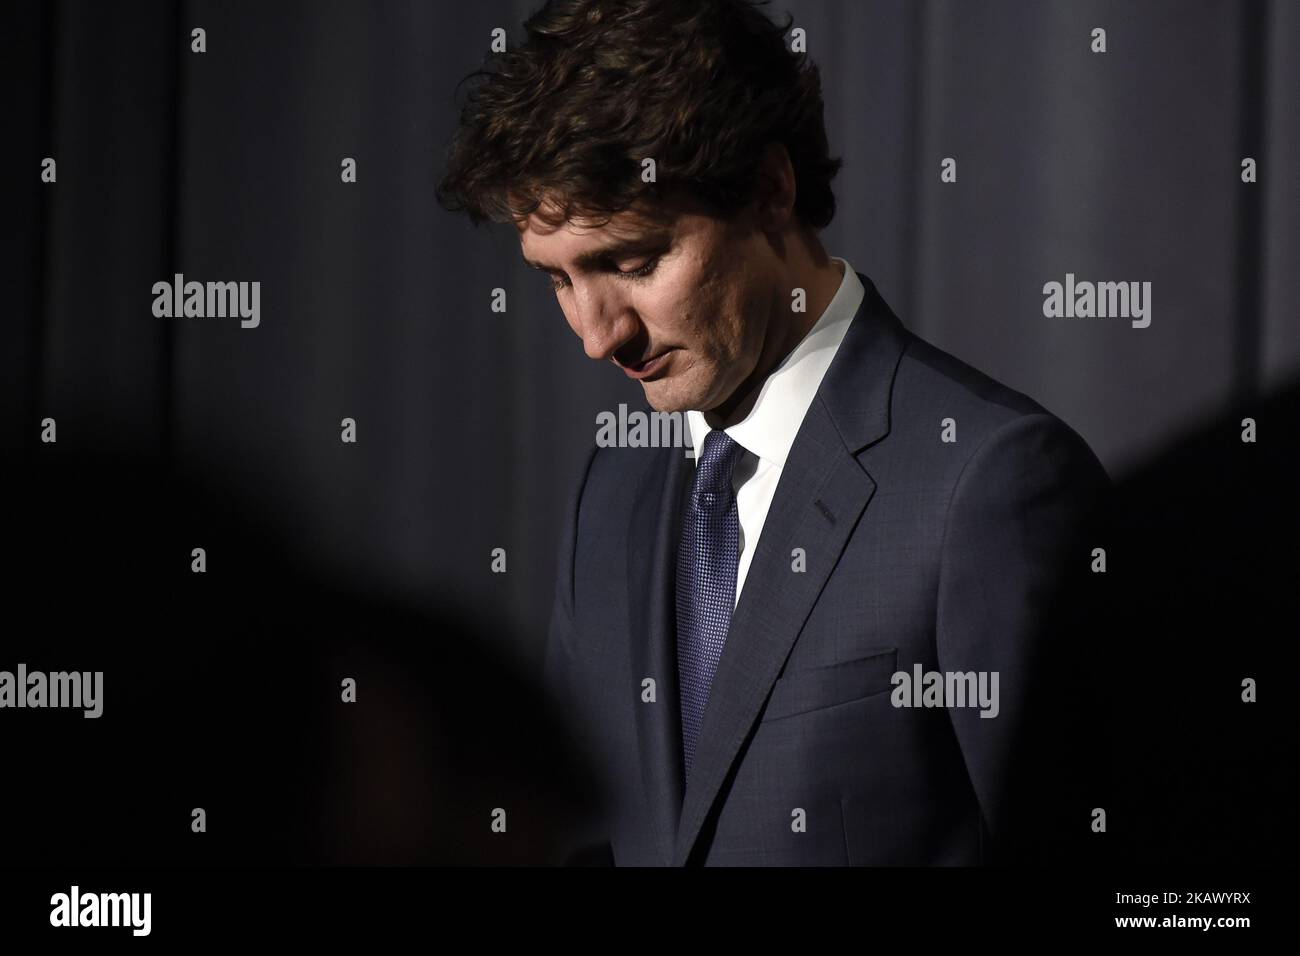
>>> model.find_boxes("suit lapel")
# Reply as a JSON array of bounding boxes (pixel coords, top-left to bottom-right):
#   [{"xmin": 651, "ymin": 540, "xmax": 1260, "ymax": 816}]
[
  {"xmin": 671, "ymin": 275, "xmax": 911, "ymax": 866},
  {"xmin": 627, "ymin": 442, "xmax": 691, "ymax": 865}
]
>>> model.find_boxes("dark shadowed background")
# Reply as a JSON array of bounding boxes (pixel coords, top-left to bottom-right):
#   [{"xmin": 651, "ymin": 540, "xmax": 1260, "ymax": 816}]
[{"xmin": 1, "ymin": 0, "xmax": 1295, "ymax": 865}]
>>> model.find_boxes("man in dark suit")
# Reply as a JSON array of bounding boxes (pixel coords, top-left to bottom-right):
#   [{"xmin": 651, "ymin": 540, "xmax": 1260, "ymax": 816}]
[
  {"xmin": 540, "ymin": 245, "xmax": 1109, "ymax": 866},
  {"xmin": 437, "ymin": 0, "xmax": 1110, "ymax": 865}
]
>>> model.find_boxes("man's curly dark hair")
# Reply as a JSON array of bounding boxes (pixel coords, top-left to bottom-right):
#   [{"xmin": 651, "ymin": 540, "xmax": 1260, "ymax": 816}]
[{"xmin": 436, "ymin": 0, "xmax": 843, "ymax": 230}]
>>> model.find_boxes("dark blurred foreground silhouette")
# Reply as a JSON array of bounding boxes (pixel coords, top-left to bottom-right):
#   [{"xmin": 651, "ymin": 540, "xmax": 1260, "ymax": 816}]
[{"xmin": 0, "ymin": 450, "xmax": 603, "ymax": 865}]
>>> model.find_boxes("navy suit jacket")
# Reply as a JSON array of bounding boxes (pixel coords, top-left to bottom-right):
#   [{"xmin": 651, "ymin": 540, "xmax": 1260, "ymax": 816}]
[{"xmin": 545, "ymin": 273, "xmax": 1110, "ymax": 866}]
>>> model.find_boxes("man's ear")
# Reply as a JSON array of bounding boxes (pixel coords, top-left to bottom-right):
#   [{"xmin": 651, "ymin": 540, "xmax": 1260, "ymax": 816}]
[{"xmin": 753, "ymin": 141, "xmax": 798, "ymax": 231}]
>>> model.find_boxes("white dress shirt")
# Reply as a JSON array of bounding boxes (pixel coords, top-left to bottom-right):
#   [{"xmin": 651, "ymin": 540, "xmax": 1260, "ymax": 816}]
[{"xmin": 685, "ymin": 256, "xmax": 864, "ymax": 608}]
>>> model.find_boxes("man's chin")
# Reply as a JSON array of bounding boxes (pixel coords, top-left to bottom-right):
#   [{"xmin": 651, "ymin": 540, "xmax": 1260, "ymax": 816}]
[{"xmin": 640, "ymin": 380, "xmax": 693, "ymax": 414}]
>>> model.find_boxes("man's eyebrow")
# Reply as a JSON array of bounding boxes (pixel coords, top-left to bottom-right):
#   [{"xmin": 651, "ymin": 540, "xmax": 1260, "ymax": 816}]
[{"xmin": 522, "ymin": 235, "xmax": 669, "ymax": 273}]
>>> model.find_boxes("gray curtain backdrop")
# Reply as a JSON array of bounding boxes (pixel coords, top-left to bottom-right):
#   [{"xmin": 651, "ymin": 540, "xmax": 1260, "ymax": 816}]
[{"xmin": 5, "ymin": 0, "xmax": 1297, "ymax": 666}]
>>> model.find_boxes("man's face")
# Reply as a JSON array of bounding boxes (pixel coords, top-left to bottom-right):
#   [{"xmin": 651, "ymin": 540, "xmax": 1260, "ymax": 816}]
[{"xmin": 518, "ymin": 194, "xmax": 777, "ymax": 413}]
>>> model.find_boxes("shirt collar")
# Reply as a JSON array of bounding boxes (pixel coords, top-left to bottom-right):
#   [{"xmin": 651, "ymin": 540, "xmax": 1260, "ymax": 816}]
[{"xmin": 687, "ymin": 256, "xmax": 864, "ymax": 467}]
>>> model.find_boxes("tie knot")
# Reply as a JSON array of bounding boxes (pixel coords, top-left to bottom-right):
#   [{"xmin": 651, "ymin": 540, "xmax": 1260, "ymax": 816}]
[{"xmin": 691, "ymin": 430, "xmax": 746, "ymax": 511}]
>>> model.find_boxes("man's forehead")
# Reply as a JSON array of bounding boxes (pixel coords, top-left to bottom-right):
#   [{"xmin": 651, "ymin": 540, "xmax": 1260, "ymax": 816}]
[
  {"xmin": 515, "ymin": 197, "xmax": 663, "ymax": 236},
  {"xmin": 517, "ymin": 201, "xmax": 674, "ymax": 268}
]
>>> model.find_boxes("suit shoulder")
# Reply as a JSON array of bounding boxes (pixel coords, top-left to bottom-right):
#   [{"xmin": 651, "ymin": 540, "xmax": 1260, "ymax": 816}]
[
  {"xmin": 895, "ymin": 333, "xmax": 1047, "ymax": 430},
  {"xmin": 881, "ymin": 331, "xmax": 1106, "ymax": 484}
]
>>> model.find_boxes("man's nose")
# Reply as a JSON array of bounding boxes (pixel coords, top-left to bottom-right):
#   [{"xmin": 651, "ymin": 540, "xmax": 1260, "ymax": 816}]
[{"xmin": 573, "ymin": 287, "xmax": 637, "ymax": 362}]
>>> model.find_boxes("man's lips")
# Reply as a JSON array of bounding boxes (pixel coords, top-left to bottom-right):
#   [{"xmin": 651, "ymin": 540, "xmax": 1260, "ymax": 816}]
[{"xmin": 619, "ymin": 349, "xmax": 674, "ymax": 380}]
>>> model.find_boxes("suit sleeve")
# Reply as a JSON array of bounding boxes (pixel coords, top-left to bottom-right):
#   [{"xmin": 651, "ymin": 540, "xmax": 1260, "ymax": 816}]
[
  {"xmin": 935, "ymin": 412, "xmax": 1110, "ymax": 864},
  {"xmin": 543, "ymin": 442, "xmax": 600, "ymax": 722},
  {"xmin": 541, "ymin": 443, "xmax": 615, "ymax": 865}
]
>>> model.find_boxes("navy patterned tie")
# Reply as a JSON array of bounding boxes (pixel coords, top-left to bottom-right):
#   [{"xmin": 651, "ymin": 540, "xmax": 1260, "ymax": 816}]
[{"xmin": 676, "ymin": 429, "xmax": 747, "ymax": 784}]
